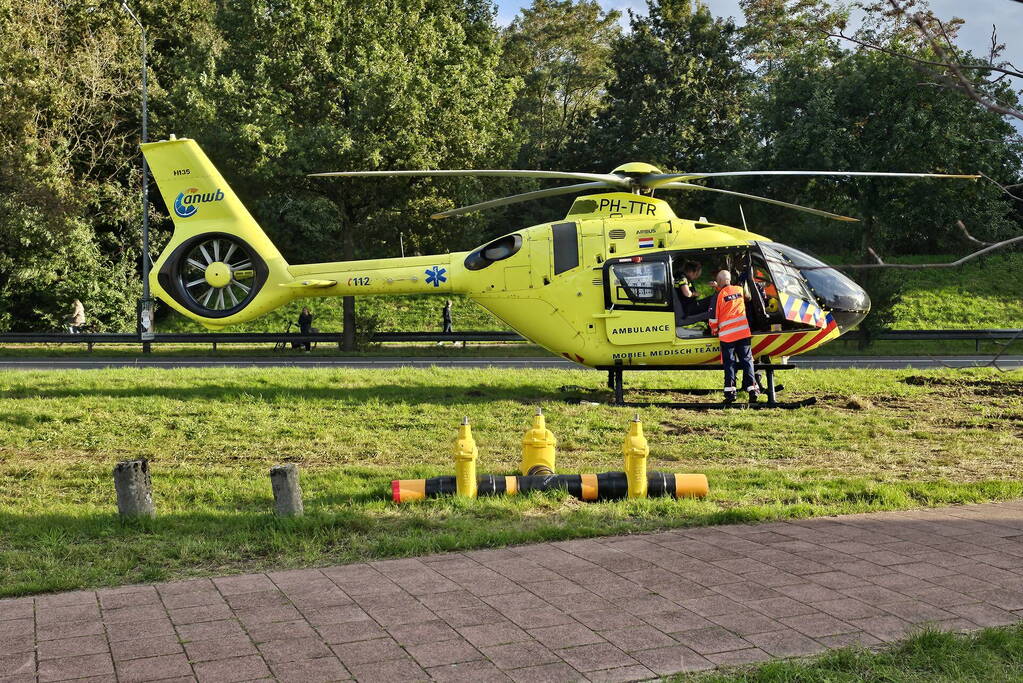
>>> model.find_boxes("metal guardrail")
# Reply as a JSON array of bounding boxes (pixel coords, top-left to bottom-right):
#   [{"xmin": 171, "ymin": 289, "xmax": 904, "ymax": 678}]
[
  {"xmin": 863, "ymin": 329, "xmax": 1022, "ymax": 341},
  {"xmin": 847, "ymin": 328, "xmax": 1022, "ymax": 352},
  {"xmin": 0, "ymin": 330, "xmax": 523, "ymax": 351},
  {"xmin": 0, "ymin": 329, "xmax": 1017, "ymax": 352}
]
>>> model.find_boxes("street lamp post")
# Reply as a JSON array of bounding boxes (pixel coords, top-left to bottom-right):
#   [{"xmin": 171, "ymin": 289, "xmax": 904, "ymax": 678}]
[{"xmin": 120, "ymin": 1, "xmax": 154, "ymax": 351}]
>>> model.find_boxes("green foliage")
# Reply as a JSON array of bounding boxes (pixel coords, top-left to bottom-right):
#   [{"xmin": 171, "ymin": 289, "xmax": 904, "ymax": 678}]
[
  {"xmin": 0, "ymin": 0, "xmax": 142, "ymax": 331},
  {"xmin": 747, "ymin": 45, "xmax": 1022, "ymax": 255},
  {"xmin": 570, "ymin": 0, "xmax": 752, "ymax": 174},
  {"xmin": 502, "ymin": 0, "xmax": 621, "ymax": 167},
  {"xmin": 163, "ymin": 0, "xmax": 519, "ymax": 261}
]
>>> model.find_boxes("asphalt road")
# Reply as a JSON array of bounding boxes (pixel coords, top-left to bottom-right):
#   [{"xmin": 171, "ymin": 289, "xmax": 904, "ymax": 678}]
[{"xmin": 0, "ymin": 355, "xmax": 1020, "ymax": 370}]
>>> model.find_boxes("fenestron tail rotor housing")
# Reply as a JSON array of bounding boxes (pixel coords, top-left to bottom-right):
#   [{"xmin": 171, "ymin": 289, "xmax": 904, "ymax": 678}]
[{"xmin": 158, "ymin": 233, "xmax": 268, "ymax": 318}]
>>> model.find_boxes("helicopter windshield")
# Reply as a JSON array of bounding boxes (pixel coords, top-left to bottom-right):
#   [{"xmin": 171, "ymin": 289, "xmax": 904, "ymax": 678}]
[{"xmin": 768, "ymin": 243, "xmax": 871, "ymax": 315}]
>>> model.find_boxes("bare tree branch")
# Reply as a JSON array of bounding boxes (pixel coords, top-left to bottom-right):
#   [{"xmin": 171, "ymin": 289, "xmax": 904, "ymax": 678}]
[
  {"xmin": 787, "ymin": 233, "xmax": 1023, "ymax": 271},
  {"xmin": 980, "ymin": 172, "xmax": 1023, "ymax": 203},
  {"xmin": 825, "ymin": 30, "xmax": 1023, "ymax": 80},
  {"xmin": 885, "ymin": 0, "xmax": 1023, "ymax": 121},
  {"xmin": 990, "ymin": 328, "xmax": 1023, "ymax": 372},
  {"xmin": 955, "ymin": 220, "xmax": 995, "ymax": 247}
]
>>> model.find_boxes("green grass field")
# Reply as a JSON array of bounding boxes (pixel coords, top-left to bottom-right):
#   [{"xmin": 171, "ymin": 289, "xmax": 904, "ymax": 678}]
[
  {"xmin": 685, "ymin": 624, "xmax": 1023, "ymax": 682},
  {"xmin": 1, "ymin": 366, "xmax": 1021, "ymax": 597}
]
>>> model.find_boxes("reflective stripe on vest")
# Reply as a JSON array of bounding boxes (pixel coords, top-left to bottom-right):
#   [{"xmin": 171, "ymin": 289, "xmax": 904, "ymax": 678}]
[{"xmin": 713, "ymin": 286, "xmax": 751, "ymax": 342}]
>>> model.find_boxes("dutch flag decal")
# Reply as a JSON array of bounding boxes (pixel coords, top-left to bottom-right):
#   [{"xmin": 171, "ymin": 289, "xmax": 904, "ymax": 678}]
[{"xmin": 638, "ymin": 237, "xmax": 655, "ymax": 248}]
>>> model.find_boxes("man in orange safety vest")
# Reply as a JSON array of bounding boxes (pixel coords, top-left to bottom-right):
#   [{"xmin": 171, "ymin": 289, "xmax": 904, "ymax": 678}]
[{"xmin": 709, "ymin": 270, "xmax": 759, "ymax": 403}]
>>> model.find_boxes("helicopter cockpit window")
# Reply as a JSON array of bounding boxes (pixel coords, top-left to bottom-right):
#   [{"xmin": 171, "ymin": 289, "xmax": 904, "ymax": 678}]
[
  {"xmin": 608, "ymin": 261, "xmax": 670, "ymax": 307},
  {"xmin": 464, "ymin": 234, "xmax": 523, "ymax": 271},
  {"xmin": 759, "ymin": 244, "xmax": 815, "ymax": 303}
]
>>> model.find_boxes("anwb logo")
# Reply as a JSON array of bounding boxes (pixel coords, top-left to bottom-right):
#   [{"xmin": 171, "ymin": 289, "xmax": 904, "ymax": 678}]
[{"xmin": 174, "ymin": 187, "xmax": 225, "ymax": 218}]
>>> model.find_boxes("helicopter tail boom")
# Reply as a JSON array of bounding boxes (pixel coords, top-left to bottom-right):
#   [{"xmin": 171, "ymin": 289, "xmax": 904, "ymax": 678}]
[{"xmin": 287, "ymin": 254, "xmax": 461, "ymax": 297}]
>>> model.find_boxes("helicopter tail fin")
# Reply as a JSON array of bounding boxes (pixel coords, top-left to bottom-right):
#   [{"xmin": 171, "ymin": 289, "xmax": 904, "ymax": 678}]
[{"xmin": 143, "ymin": 137, "xmax": 296, "ymax": 329}]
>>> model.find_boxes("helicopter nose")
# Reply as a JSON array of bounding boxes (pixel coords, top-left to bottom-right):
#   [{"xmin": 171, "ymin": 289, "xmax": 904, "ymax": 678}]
[
  {"xmin": 829, "ymin": 296, "xmax": 870, "ymax": 331},
  {"xmin": 804, "ymin": 266, "xmax": 870, "ymax": 332}
]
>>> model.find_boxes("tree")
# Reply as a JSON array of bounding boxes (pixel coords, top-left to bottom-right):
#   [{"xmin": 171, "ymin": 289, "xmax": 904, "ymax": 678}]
[
  {"xmin": 746, "ymin": 45, "xmax": 1022, "ymax": 255},
  {"xmin": 847, "ymin": 0, "xmax": 1023, "ymax": 123},
  {"xmin": 158, "ymin": 0, "xmax": 518, "ymax": 348},
  {"xmin": 740, "ymin": 0, "xmax": 848, "ymax": 73},
  {"xmin": 502, "ymin": 0, "xmax": 621, "ymax": 167},
  {"xmin": 569, "ymin": 0, "xmax": 753, "ymax": 177},
  {"xmin": 0, "ymin": 0, "xmax": 141, "ymax": 331}
]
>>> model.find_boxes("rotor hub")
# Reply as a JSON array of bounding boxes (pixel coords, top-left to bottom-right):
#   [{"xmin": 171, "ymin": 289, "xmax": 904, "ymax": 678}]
[{"xmin": 204, "ymin": 262, "xmax": 232, "ymax": 288}]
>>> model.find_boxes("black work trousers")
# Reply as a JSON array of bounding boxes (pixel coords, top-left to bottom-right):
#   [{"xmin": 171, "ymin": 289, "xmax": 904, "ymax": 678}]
[{"xmin": 720, "ymin": 337, "xmax": 755, "ymax": 394}]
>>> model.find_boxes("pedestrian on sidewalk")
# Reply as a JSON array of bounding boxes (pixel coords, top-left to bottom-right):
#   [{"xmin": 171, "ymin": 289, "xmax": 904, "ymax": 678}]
[{"xmin": 439, "ymin": 299, "xmax": 454, "ymax": 346}]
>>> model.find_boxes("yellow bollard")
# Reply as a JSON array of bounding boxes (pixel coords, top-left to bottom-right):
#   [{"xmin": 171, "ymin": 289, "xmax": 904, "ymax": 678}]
[
  {"xmin": 453, "ymin": 416, "xmax": 478, "ymax": 498},
  {"xmin": 521, "ymin": 407, "xmax": 556, "ymax": 476},
  {"xmin": 623, "ymin": 413, "xmax": 649, "ymax": 499}
]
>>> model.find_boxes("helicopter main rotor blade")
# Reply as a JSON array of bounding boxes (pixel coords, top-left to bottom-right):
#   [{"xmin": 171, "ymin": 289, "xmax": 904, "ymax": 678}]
[
  {"xmin": 310, "ymin": 168, "xmax": 629, "ymax": 187},
  {"xmin": 657, "ymin": 182, "xmax": 859, "ymax": 222},
  {"xmin": 431, "ymin": 182, "xmax": 613, "ymax": 219},
  {"xmin": 643, "ymin": 170, "xmax": 980, "ymax": 188}
]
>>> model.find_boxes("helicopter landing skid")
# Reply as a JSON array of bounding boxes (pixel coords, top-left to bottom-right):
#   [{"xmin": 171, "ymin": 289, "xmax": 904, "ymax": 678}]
[
  {"xmin": 606, "ymin": 397, "xmax": 816, "ymax": 411},
  {"xmin": 597, "ymin": 361, "xmax": 810, "ymax": 410},
  {"xmin": 624, "ymin": 386, "xmax": 785, "ymax": 396}
]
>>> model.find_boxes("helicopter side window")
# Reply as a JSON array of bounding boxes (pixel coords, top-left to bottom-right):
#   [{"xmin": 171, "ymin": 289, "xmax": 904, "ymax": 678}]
[
  {"xmin": 552, "ymin": 222, "xmax": 579, "ymax": 275},
  {"xmin": 609, "ymin": 261, "xmax": 669, "ymax": 307},
  {"xmin": 464, "ymin": 234, "xmax": 523, "ymax": 271}
]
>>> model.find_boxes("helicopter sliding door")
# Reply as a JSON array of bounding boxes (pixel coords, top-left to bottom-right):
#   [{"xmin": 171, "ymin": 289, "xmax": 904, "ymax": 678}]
[
  {"xmin": 755, "ymin": 243, "xmax": 828, "ymax": 328},
  {"xmin": 600, "ymin": 254, "xmax": 675, "ymax": 346}
]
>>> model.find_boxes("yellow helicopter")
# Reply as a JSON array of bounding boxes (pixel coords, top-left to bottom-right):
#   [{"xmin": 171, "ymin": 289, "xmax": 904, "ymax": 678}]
[{"xmin": 142, "ymin": 136, "xmax": 977, "ymax": 369}]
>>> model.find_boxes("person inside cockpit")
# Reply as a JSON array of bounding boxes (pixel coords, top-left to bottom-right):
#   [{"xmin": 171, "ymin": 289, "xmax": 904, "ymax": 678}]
[
  {"xmin": 674, "ymin": 260, "xmax": 716, "ymax": 337},
  {"xmin": 675, "ymin": 260, "xmax": 703, "ymax": 315}
]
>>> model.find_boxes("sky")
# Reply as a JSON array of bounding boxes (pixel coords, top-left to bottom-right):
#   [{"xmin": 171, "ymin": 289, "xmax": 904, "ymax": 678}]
[{"xmin": 495, "ymin": 0, "xmax": 1023, "ymax": 70}]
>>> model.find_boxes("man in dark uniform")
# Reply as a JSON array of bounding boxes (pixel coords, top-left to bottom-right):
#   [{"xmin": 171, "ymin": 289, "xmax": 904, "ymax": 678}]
[{"xmin": 442, "ymin": 300, "xmax": 453, "ymax": 333}]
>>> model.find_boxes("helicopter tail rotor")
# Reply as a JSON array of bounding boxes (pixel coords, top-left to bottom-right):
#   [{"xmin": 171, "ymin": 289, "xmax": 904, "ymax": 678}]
[{"xmin": 142, "ymin": 137, "xmax": 297, "ymax": 328}]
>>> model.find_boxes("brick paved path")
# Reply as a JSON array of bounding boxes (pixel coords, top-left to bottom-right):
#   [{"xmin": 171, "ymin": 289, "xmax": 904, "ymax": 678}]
[{"xmin": 3, "ymin": 500, "xmax": 1023, "ymax": 683}]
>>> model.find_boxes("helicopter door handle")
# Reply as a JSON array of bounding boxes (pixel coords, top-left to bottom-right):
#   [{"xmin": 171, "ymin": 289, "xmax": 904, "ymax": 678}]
[{"xmin": 592, "ymin": 312, "xmax": 622, "ymax": 319}]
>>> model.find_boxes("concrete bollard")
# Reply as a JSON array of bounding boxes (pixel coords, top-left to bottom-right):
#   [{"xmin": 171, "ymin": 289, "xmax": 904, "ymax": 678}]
[
  {"xmin": 113, "ymin": 459, "xmax": 155, "ymax": 517},
  {"xmin": 270, "ymin": 464, "xmax": 304, "ymax": 517}
]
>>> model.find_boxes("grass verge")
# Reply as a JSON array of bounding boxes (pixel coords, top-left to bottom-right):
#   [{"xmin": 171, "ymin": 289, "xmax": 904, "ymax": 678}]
[
  {"xmin": 686, "ymin": 624, "xmax": 1023, "ymax": 682},
  {"xmin": 1, "ymin": 366, "xmax": 1021, "ymax": 597}
]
